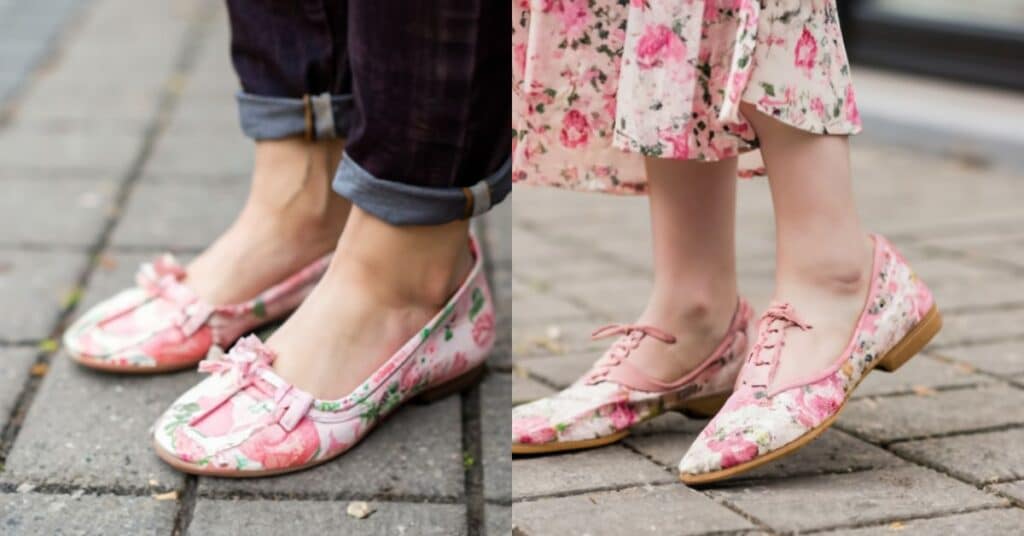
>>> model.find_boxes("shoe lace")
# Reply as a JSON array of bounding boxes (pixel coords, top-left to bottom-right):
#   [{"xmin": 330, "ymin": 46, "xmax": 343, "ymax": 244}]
[
  {"xmin": 583, "ymin": 324, "xmax": 676, "ymax": 384},
  {"xmin": 736, "ymin": 302, "xmax": 813, "ymax": 392}
]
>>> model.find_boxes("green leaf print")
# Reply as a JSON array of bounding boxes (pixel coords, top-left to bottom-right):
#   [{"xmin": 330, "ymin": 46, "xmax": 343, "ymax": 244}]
[
  {"xmin": 760, "ymin": 82, "xmax": 775, "ymax": 97},
  {"xmin": 252, "ymin": 298, "xmax": 267, "ymax": 319},
  {"xmin": 469, "ymin": 288, "xmax": 485, "ymax": 321},
  {"xmin": 317, "ymin": 401, "xmax": 342, "ymax": 412}
]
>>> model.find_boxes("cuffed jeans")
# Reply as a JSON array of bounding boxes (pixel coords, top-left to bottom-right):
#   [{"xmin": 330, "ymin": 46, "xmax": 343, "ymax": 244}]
[{"xmin": 226, "ymin": 0, "xmax": 511, "ymax": 225}]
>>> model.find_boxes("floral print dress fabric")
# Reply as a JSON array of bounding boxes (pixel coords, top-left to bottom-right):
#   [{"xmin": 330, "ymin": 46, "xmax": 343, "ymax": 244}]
[
  {"xmin": 679, "ymin": 235, "xmax": 935, "ymax": 475},
  {"xmin": 512, "ymin": 0, "xmax": 862, "ymax": 193}
]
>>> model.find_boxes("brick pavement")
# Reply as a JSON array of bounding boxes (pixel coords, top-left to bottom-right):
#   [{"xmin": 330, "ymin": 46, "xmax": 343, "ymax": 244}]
[
  {"xmin": 510, "ymin": 130, "xmax": 1024, "ymax": 534},
  {"xmin": 0, "ymin": 0, "xmax": 510, "ymax": 534}
]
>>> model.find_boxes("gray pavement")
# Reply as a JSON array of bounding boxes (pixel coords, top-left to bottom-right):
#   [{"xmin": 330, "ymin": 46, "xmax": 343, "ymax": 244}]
[
  {"xmin": 0, "ymin": 0, "xmax": 510, "ymax": 534},
  {"xmin": 509, "ymin": 94, "xmax": 1024, "ymax": 535}
]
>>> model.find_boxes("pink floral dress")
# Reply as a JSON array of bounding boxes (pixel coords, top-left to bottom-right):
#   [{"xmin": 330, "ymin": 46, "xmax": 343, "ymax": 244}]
[{"xmin": 512, "ymin": 0, "xmax": 863, "ymax": 193}]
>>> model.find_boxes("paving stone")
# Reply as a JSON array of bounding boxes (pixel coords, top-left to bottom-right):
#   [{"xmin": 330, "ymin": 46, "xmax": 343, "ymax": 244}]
[
  {"xmin": 512, "ymin": 446, "xmax": 673, "ymax": 500},
  {"xmin": 0, "ymin": 126, "xmax": 143, "ymax": 174},
  {"xmin": 0, "ymin": 491, "xmax": 177, "ymax": 535},
  {"xmin": 518, "ymin": 352, "xmax": 593, "ymax": 388},
  {"xmin": 937, "ymin": 341, "xmax": 1024, "ymax": 378},
  {"xmin": 711, "ymin": 466, "xmax": 1004, "ymax": 533},
  {"xmin": 199, "ymin": 396, "xmax": 464, "ymax": 499},
  {"xmin": 988, "ymin": 480, "xmax": 1024, "ymax": 505},
  {"xmin": 852, "ymin": 355, "xmax": 993, "ymax": 398},
  {"xmin": 823, "ymin": 508, "xmax": 1024, "ymax": 536},
  {"xmin": 511, "ymin": 375, "xmax": 554, "ymax": 405},
  {"xmin": 141, "ymin": 132, "xmax": 252, "ymax": 180},
  {"xmin": 481, "ymin": 373, "xmax": 511, "ymax": 503},
  {"xmin": 512, "ymin": 485, "xmax": 754, "ymax": 535},
  {"xmin": 933, "ymin": 308, "xmax": 1024, "ymax": 348},
  {"xmin": 0, "ymin": 249, "xmax": 88, "ymax": 341},
  {"xmin": 487, "ymin": 504, "xmax": 510, "ymax": 536},
  {"xmin": 0, "ymin": 348, "xmax": 35, "ymax": 429},
  {"xmin": 0, "ymin": 350, "xmax": 197, "ymax": 491},
  {"xmin": 837, "ymin": 385, "xmax": 1024, "ymax": 443},
  {"xmin": 513, "ymin": 318, "xmax": 608, "ymax": 359},
  {"xmin": 626, "ymin": 413, "xmax": 904, "ymax": 481},
  {"xmin": 890, "ymin": 428, "xmax": 1024, "ymax": 484},
  {"xmin": 109, "ymin": 178, "xmax": 247, "ymax": 249},
  {"xmin": 0, "ymin": 176, "xmax": 118, "ymax": 247},
  {"xmin": 189, "ymin": 499, "xmax": 466, "ymax": 536},
  {"xmin": 511, "ymin": 291, "xmax": 590, "ymax": 325}
]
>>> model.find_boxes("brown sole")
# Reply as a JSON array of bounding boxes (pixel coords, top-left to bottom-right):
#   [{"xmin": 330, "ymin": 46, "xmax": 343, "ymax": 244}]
[
  {"xmin": 154, "ymin": 364, "xmax": 487, "ymax": 478},
  {"xmin": 511, "ymin": 392, "xmax": 732, "ymax": 455},
  {"xmin": 680, "ymin": 304, "xmax": 943, "ymax": 485},
  {"xmin": 71, "ymin": 354, "xmax": 201, "ymax": 374}
]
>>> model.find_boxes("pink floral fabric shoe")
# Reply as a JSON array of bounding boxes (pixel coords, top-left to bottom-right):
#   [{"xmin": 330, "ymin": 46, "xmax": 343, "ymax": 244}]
[
  {"xmin": 511, "ymin": 300, "xmax": 754, "ymax": 454},
  {"xmin": 679, "ymin": 235, "xmax": 942, "ymax": 484},
  {"xmin": 63, "ymin": 253, "xmax": 330, "ymax": 373},
  {"xmin": 151, "ymin": 239, "xmax": 496, "ymax": 477}
]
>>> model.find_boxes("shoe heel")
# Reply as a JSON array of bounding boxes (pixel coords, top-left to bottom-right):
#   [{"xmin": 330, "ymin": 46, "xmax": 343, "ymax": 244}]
[
  {"xmin": 678, "ymin": 392, "xmax": 730, "ymax": 419},
  {"xmin": 875, "ymin": 305, "xmax": 943, "ymax": 373},
  {"xmin": 415, "ymin": 365, "xmax": 486, "ymax": 403}
]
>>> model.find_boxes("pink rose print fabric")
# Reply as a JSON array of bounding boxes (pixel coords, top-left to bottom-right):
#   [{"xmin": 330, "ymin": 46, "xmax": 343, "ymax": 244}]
[
  {"xmin": 153, "ymin": 240, "xmax": 497, "ymax": 475},
  {"xmin": 679, "ymin": 235, "xmax": 936, "ymax": 477},
  {"xmin": 512, "ymin": 301, "xmax": 753, "ymax": 449},
  {"xmin": 63, "ymin": 252, "xmax": 330, "ymax": 372},
  {"xmin": 512, "ymin": 0, "xmax": 863, "ymax": 193}
]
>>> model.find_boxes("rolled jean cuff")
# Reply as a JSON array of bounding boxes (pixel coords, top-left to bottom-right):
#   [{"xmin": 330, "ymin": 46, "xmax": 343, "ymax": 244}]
[
  {"xmin": 333, "ymin": 152, "xmax": 512, "ymax": 226},
  {"xmin": 235, "ymin": 91, "xmax": 353, "ymax": 140}
]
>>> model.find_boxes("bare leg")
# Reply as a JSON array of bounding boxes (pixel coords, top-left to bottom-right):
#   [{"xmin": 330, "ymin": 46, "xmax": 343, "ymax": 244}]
[
  {"xmin": 267, "ymin": 207, "xmax": 473, "ymax": 399},
  {"xmin": 626, "ymin": 157, "xmax": 740, "ymax": 383},
  {"xmin": 186, "ymin": 138, "xmax": 351, "ymax": 305},
  {"xmin": 741, "ymin": 102, "xmax": 874, "ymax": 384}
]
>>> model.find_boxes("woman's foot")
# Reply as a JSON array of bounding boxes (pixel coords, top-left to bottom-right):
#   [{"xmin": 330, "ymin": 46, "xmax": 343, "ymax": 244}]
[
  {"xmin": 151, "ymin": 233, "xmax": 496, "ymax": 477},
  {"xmin": 768, "ymin": 235, "xmax": 875, "ymax": 388},
  {"xmin": 512, "ymin": 299, "xmax": 753, "ymax": 454},
  {"xmin": 63, "ymin": 138, "xmax": 349, "ymax": 372},
  {"xmin": 186, "ymin": 138, "xmax": 350, "ymax": 305},
  {"xmin": 679, "ymin": 235, "xmax": 942, "ymax": 484},
  {"xmin": 266, "ymin": 207, "xmax": 474, "ymax": 400}
]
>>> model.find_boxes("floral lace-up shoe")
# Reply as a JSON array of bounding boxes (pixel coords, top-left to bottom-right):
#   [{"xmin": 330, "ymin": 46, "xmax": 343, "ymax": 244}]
[
  {"xmin": 679, "ymin": 235, "xmax": 942, "ymax": 484},
  {"xmin": 511, "ymin": 300, "xmax": 754, "ymax": 454},
  {"xmin": 152, "ymin": 238, "xmax": 496, "ymax": 477},
  {"xmin": 63, "ymin": 253, "xmax": 330, "ymax": 373}
]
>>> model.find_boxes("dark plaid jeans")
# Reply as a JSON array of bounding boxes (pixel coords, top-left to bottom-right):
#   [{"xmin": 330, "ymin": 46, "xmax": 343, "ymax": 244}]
[{"xmin": 227, "ymin": 0, "xmax": 511, "ymax": 225}]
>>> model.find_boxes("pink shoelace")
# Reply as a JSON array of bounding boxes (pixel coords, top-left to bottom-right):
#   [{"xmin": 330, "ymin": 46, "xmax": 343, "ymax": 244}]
[
  {"xmin": 736, "ymin": 302, "xmax": 813, "ymax": 392},
  {"xmin": 583, "ymin": 323, "xmax": 676, "ymax": 384},
  {"xmin": 188, "ymin": 335, "xmax": 314, "ymax": 432}
]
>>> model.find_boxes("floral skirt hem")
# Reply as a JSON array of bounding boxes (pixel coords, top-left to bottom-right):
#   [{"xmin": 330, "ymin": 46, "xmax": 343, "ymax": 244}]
[{"xmin": 512, "ymin": 0, "xmax": 863, "ymax": 195}]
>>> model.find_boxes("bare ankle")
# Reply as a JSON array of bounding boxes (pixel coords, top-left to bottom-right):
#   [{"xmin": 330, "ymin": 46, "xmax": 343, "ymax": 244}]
[{"xmin": 329, "ymin": 208, "xmax": 472, "ymax": 308}]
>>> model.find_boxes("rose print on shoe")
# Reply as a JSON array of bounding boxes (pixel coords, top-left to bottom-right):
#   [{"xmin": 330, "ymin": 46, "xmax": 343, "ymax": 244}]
[
  {"xmin": 63, "ymin": 253, "xmax": 331, "ymax": 373},
  {"xmin": 152, "ymin": 237, "xmax": 496, "ymax": 477},
  {"xmin": 512, "ymin": 300, "xmax": 755, "ymax": 454},
  {"xmin": 679, "ymin": 235, "xmax": 943, "ymax": 484},
  {"xmin": 635, "ymin": 24, "xmax": 686, "ymax": 69}
]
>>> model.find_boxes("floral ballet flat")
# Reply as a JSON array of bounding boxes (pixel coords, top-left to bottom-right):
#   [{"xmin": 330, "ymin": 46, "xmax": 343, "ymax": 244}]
[
  {"xmin": 679, "ymin": 235, "xmax": 942, "ymax": 485},
  {"xmin": 511, "ymin": 300, "xmax": 754, "ymax": 455},
  {"xmin": 151, "ymin": 238, "xmax": 496, "ymax": 477},
  {"xmin": 63, "ymin": 253, "xmax": 330, "ymax": 373}
]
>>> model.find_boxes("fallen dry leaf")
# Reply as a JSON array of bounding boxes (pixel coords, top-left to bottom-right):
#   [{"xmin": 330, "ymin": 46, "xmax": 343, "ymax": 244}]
[
  {"xmin": 346, "ymin": 501, "xmax": 375, "ymax": 519},
  {"xmin": 954, "ymin": 362, "xmax": 976, "ymax": 374},
  {"xmin": 98, "ymin": 254, "xmax": 119, "ymax": 271},
  {"xmin": 153, "ymin": 491, "xmax": 178, "ymax": 501},
  {"xmin": 29, "ymin": 363, "xmax": 49, "ymax": 377},
  {"xmin": 889, "ymin": 521, "xmax": 906, "ymax": 531},
  {"xmin": 911, "ymin": 385, "xmax": 937, "ymax": 397}
]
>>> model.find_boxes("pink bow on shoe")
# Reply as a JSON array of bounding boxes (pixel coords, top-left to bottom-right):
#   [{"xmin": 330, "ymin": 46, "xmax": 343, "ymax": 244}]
[{"xmin": 188, "ymin": 335, "xmax": 277, "ymax": 427}]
